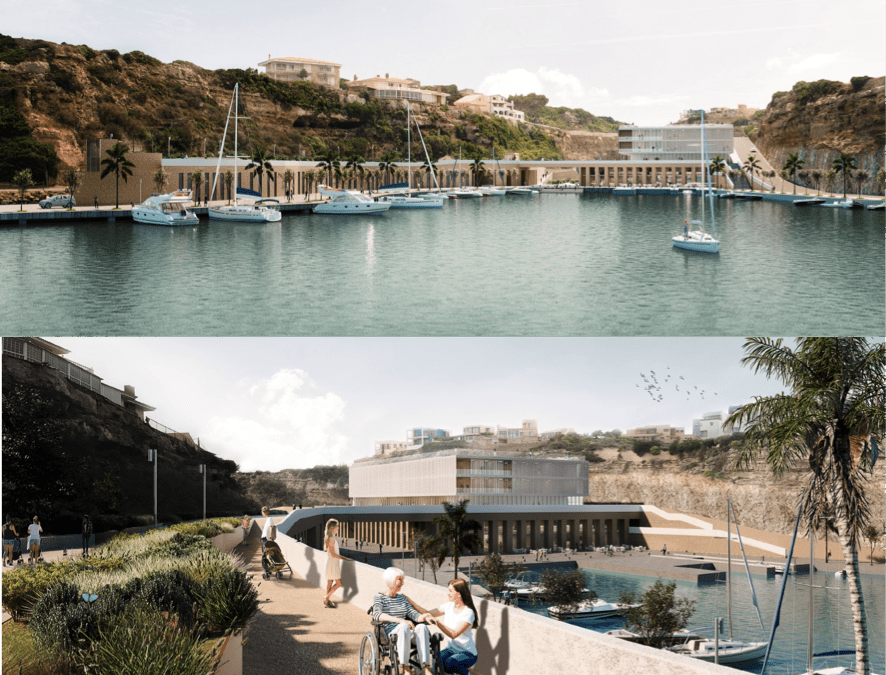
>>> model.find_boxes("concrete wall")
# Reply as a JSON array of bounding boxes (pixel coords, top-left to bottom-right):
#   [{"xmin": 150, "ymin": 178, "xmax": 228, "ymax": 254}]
[
  {"xmin": 270, "ymin": 527, "xmax": 739, "ymax": 675},
  {"xmin": 210, "ymin": 528, "xmax": 246, "ymax": 554}
]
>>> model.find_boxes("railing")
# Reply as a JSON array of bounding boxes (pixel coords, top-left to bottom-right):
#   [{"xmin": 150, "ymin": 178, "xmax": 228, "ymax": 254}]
[{"xmin": 147, "ymin": 418, "xmax": 179, "ymax": 435}]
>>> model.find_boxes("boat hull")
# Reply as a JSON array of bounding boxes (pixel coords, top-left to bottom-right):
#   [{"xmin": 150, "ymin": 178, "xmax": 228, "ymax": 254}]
[
  {"xmin": 672, "ymin": 641, "xmax": 769, "ymax": 665},
  {"xmin": 672, "ymin": 236, "xmax": 719, "ymax": 254},
  {"xmin": 208, "ymin": 207, "xmax": 282, "ymax": 222},
  {"xmin": 313, "ymin": 202, "xmax": 390, "ymax": 215},
  {"xmin": 131, "ymin": 209, "xmax": 199, "ymax": 226}
]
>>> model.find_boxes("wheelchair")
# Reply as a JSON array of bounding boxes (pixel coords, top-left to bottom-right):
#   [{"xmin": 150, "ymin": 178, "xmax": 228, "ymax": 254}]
[{"xmin": 359, "ymin": 608, "xmax": 445, "ymax": 675}]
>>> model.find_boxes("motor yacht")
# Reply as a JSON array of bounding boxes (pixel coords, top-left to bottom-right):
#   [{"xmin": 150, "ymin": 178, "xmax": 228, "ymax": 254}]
[
  {"xmin": 547, "ymin": 598, "xmax": 639, "ymax": 621},
  {"xmin": 131, "ymin": 190, "xmax": 199, "ymax": 226},
  {"xmin": 375, "ymin": 193, "xmax": 443, "ymax": 209},
  {"xmin": 313, "ymin": 186, "xmax": 391, "ymax": 214}
]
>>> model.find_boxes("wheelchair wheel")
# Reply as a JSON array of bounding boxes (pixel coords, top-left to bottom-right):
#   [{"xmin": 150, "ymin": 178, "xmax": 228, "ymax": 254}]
[
  {"xmin": 431, "ymin": 634, "xmax": 445, "ymax": 675},
  {"xmin": 359, "ymin": 632, "xmax": 380, "ymax": 675},
  {"xmin": 389, "ymin": 634, "xmax": 400, "ymax": 675}
]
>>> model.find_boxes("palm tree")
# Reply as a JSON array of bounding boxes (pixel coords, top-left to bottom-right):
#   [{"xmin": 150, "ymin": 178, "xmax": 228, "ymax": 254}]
[
  {"xmin": 782, "ymin": 152, "xmax": 805, "ymax": 195},
  {"xmin": 99, "ymin": 142, "xmax": 135, "ymax": 209},
  {"xmin": 12, "ymin": 168, "xmax": 34, "ymax": 211},
  {"xmin": 434, "ymin": 500, "xmax": 482, "ymax": 576},
  {"xmin": 377, "ymin": 159, "xmax": 397, "ymax": 188},
  {"xmin": 854, "ymin": 170, "xmax": 869, "ymax": 198},
  {"xmin": 223, "ymin": 170, "xmax": 234, "ymax": 204},
  {"xmin": 316, "ymin": 150, "xmax": 341, "ymax": 187},
  {"xmin": 708, "ymin": 155, "xmax": 726, "ymax": 188},
  {"xmin": 189, "ymin": 171, "xmax": 204, "ymax": 205},
  {"xmin": 726, "ymin": 337, "xmax": 884, "ymax": 675},
  {"xmin": 420, "ymin": 158, "xmax": 437, "ymax": 189},
  {"xmin": 811, "ymin": 170, "xmax": 823, "ymax": 195},
  {"xmin": 743, "ymin": 154, "xmax": 761, "ymax": 192},
  {"xmin": 246, "ymin": 147, "xmax": 274, "ymax": 197},
  {"xmin": 345, "ymin": 155, "xmax": 366, "ymax": 191},
  {"xmin": 876, "ymin": 168, "xmax": 886, "ymax": 194},
  {"xmin": 471, "ymin": 158, "xmax": 485, "ymax": 187},
  {"xmin": 832, "ymin": 153, "xmax": 857, "ymax": 199},
  {"xmin": 152, "ymin": 168, "xmax": 169, "ymax": 195},
  {"xmin": 282, "ymin": 169, "xmax": 295, "ymax": 201}
]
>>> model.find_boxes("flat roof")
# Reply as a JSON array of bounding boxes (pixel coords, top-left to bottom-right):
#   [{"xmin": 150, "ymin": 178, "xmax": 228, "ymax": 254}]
[{"xmin": 258, "ymin": 56, "xmax": 341, "ymax": 67}]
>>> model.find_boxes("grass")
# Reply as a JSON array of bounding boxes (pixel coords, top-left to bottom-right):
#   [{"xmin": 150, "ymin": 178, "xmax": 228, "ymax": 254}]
[{"xmin": 2, "ymin": 621, "xmax": 73, "ymax": 675}]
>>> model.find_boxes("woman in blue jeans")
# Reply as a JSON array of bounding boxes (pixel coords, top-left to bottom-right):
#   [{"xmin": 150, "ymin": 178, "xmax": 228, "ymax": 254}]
[{"xmin": 419, "ymin": 579, "xmax": 479, "ymax": 674}]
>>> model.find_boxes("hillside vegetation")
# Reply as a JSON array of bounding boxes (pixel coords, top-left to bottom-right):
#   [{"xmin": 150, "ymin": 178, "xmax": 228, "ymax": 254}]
[{"xmin": 507, "ymin": 93, "xmax": 621, "ymax": 132}]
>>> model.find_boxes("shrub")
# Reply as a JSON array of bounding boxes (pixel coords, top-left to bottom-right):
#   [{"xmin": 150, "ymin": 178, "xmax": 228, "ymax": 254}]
[
  {"xmin": 76, "ymin": 602, "xmax": 213, "ymax": 675},
  {"xmin": 850, "ymin": 76, "xmax": 872, "ymax": 92},
  {"xmin": 650, "ymin": 446, "xmax": 661, "ymax": 456},
  {"xmin": 129, "ymin": 570, "xmax": 199, "ymax": 627},
  {"xmin": 29, "ymin": 581, "xmax": 96, "ymax": 655},
  {"xmin": 150, "ymin": 532, "xmax": 213, "ymax": 559},
  {"xmin": 195, "ymin": 567, "xmax": 258, "ymax": 634},
  {"xmin": 537, "ymin": 569, "xmax": 591, "ymax": 614},
  {"xmin": 1, "ymin": 563, "xmax": 71, "ymax": 622},
  {"xmin": 77, "ymin": 44, "xmax": 96, "ymax": 60}
]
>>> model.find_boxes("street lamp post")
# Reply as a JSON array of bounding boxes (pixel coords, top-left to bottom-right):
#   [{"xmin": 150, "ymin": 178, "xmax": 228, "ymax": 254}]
[
  {"xmin": 147, "ymin": 449, "xmax": 158, "ymax": 527},
  {"xmin": 199, "ymin": 464, "xmax": 207, "ymax": 520},
  {"xmin": 168, "ymin": 137, "xmax": 171, "ymax": 158}
]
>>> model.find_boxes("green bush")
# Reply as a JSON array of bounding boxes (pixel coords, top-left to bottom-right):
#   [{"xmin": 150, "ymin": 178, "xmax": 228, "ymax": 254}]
[
  {"xmin": 195, "ymin": 567, "xmax": 259, "ymax": 634},
  {"xmin": 649, "ymin": 446, "xmax": 661, "ymax": 456},
  {"xmin": 77, "ymin": 602, "xmax": 213, "ymax": 675},
  {"xmin": 1, "ymin": 563, "xmax": 71, "ymax": 622},
  {"xmin": 850, "ymin": 76, "xmax": 871, "ymax": 92},
  {"xmin": 29, "ymin": 581, "xmax": 96, "ymax": 655}
]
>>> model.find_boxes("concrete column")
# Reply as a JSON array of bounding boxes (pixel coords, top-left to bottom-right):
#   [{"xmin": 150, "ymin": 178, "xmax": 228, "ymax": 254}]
[
  {"xmin": 580, "ymin": 519, "xmax": 589, "ymax": 548},
  {"xmin": 529, "ymin": 520, "xmax": 538, "ymax": 550},
  {"xmin": 489, "ymin": 521, "xmax": 499, "ymax": 554},
  {"xmin": 502, "ymin": 520, "xmax": 512, "ymax": 554},
  {"xmin": 568, "ymin": 519, "xmax": 576, "ymax": 548},
  {"xmin": 542, "ymin": 520, "xmax": 551, "ymax": 549},
  {"xmin": 554, "ymin": 520, "xmax": 563, "ymax": 548},
  {"xmin": 514, "ymin": 520, "xmax": 523, "ymax": 550}
]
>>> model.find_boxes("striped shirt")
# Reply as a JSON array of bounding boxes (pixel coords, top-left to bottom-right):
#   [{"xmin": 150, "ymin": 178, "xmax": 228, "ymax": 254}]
[{"xmin": 372, "ymin": 592, "xmax": 422, "ymax": 635}]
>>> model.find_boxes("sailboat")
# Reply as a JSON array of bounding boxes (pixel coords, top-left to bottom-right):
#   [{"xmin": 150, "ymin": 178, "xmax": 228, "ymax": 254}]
[
  {"xmin": 667, "ymin": 500, "xmax": 768, "ymax": 665},
  {"xmin": 672, "ymin": 110, "xmax": 719, "ymax": 253},
  {"xmin": 208, "ymin": 83, "xmax": 282, "ymax": 223}
]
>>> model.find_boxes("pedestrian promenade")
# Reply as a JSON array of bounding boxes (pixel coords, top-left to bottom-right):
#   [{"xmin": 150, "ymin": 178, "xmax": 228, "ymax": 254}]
[{"xmin": 241, "ymin": 536, "xmax": 367, "ymax": 675}]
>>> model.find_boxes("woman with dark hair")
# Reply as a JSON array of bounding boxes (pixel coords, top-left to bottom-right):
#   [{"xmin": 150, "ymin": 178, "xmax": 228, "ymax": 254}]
[
  {"xmin": 419, "ymin": 578, "xmax": 479, "ymax": 674},
  {"xmin": 3, "ymin": 517, "xmax": 18, "ymax": 566}
]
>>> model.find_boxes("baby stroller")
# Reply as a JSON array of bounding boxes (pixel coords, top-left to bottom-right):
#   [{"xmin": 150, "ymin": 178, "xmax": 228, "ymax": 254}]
[{"xmin": 261, "ymin": 540, "xmax": 292, "ymax": 580}]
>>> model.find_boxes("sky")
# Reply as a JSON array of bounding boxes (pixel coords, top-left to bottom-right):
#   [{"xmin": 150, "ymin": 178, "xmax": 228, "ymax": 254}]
[
  {"xmin": 40, "ymin": 337, "xmax": 801, "ymax": 473},
  {"xmin": 5, "ymin": 0, "xmax": 884, "ymax": 125}
]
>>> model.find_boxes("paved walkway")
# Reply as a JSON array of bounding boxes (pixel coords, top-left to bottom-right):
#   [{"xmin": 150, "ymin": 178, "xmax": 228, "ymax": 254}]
[{"xmin": 240, "ymin": 536, "xmax": 368, "ymax": 675}]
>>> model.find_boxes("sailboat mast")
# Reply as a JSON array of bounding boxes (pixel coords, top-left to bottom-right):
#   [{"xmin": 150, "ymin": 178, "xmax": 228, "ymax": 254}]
[
  {"xmin": 209, "ymin": 86, "xmax": 236, "ymax": 203},
  {"xmin": 727, "ymin": 499, "xmax": 733, "ymax": 640},
  {"xmin": 701, "ymin": 110, "xmax": 716, "ymax": 234},
  {"xmin": 407, "ymin": 102, "xmax": 411, "ymax": 191},
  {"xmin": 808, "ymin": 527, "xmax": 814, "ymax": 673},
  {"xmin": 234, "ymin": 84, "xmax": 239, "ymax": 206}
]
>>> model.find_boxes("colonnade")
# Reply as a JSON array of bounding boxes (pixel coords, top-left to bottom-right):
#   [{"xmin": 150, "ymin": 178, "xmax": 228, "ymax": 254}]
[
  {"xmin": 338, "ymin": 516, "xmax": 632, "ymax": 554},
  {"xmin": 579, "ymin": 164, "xmax": 705, "ymax": 187}
]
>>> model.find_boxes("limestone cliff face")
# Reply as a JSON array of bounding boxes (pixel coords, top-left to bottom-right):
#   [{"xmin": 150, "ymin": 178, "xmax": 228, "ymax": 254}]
[
  {"xmin": 587, "ymin": 451, "xmax": 885, "ymax": 540},
  {"xmin": 750, "ymin": 77, "xmax": 885, "ymax": 193}
]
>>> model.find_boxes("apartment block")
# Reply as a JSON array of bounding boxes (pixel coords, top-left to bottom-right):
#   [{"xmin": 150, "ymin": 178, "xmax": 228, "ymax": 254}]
[{"xmin": 258, "ymin": 55, "xmax": 341, "ymax": 87}]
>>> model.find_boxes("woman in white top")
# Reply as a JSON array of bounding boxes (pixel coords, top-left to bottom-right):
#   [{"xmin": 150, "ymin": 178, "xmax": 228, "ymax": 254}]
[
  {"xmin": 27, "ymin": 516, "xmax": 43, "ymax": 566},
  {"xmin": 323, "ymin": 519, "xmax": 349, "ymax": 608},
  {"xmin": 419, "ymin": 578, "xmax": 479, "ymax": 674}
]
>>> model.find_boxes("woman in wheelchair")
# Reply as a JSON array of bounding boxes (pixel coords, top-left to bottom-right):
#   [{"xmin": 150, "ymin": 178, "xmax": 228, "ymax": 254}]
[
  {"xmin": 418, "ymin": 579, "xmax": 478, "ymax": 674},
  {"xmin": 372, "ymin": 567, "xmax": 433, "ymax": 675}
]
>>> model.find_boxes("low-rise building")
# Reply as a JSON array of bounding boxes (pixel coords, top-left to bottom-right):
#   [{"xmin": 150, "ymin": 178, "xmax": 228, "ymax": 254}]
[
  {"xmin": 349, "ymin": 448, "xmax": 589, "ymax": 506},
  {"xmin": 454, "ymin": 93, "xmax": 525, "ymax": 124},
  {"xmin": 408, "ymin": 427, "xmax": 450, "ymax": 445},
  {"xmin": 347, "ymin": 74, "xmax": 448, "ymax": 105},
  {"xmin": 623, "ymin": 425, "xmax": 688, "ymax": 443},
  {"xmin": 617, "ymin": 124, "xmax": 734, "ymax": 163},
  {"xmin": 375, "ymin": 440, "xmax": 410, "ymax": 456},
  {"xmin": 497, "ymin": 419, "xmax": 538, "ymax": 441},
  {"xmin": 258, "ymin": 55, "xmax": 341, "ymax": 87},
  {"xmin": 463, "ymin": 425, "xmax": 495, "ymax": 440},
  {"xmin": 691, "ymin": 408, "xmax": 743, "ymax": 439}
]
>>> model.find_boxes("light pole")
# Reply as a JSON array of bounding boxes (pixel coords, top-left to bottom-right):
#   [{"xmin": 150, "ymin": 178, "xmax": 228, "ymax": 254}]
[
  {"xmin": 168, "ymin": 137, "xmax": 171, "ymax": 158},
  {"xmin": 199, "ymin": 464, "xmax": 207, "ymax": 520},
  {"xmin": 147, "ymin": 448, "xmax": 158, "ymax": 527},
  {"xmin": 203, "ymin": 138, "xmax": 206, "ymax": 157}
]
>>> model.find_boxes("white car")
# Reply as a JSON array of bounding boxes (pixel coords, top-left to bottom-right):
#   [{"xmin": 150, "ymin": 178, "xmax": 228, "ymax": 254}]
[{"xmin": 39, "ymin": 194, "xmax": 76, "ymax": 209}]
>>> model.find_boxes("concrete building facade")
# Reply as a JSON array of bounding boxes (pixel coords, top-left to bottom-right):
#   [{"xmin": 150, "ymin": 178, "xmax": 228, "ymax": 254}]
[
  {"xmin": 617, "ymin": 124, "xmax": 734, "ymax": 163},
  {"xmin": 258, "ymin": 56, "xmax": 341, "ymax": 87},
  {"xmin": 691, "ymin": 408, "xmax": 743, "ymax": 439},
  {"xmin": 347, "ymin": 74, "xmax": 448, "ymax": 105},
  {"xmin": 453, "ymin": 93, "xmax": 526, "ymax": 124},
  {"xmin": 349, "ymin": 449, "xmax": 589, "ymax": 507},
  {"xmin": 374, "ymin": 440, "xmax": 410, "ymax": 456},
  {"xmin": 624, "ymin": 425, "xmax": 689, "ymax": 443}
]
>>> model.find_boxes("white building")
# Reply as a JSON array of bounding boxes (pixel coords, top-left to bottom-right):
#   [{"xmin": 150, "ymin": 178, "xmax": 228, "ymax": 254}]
[
  {"xmin": 463, "ymin": 425, "xmax": 495, "ymax": 440},
  {"xmin": 692, "ymin": 407, "xmax": 743, "ymax": 439},
  {"xmin": 349, "ymin": 449, "xmax": 589, "ymax": 506},
  {"xmin": 257, "ymin": 56, "xmax": 341, "ymax": 87},
  {"xmin": 347, "ymin": 74, "xmax": 448, "ymax": 105},
  {"xmin": 497, "ymin": 419, "xmax": 538, "ymax": 441},
  {"xmin": 454, "ymin": 93, "xmax": 526, "ymax": 124},
  {"xmin": 617, "ymin": 124, "xmax": 734, "ymax": 163}
]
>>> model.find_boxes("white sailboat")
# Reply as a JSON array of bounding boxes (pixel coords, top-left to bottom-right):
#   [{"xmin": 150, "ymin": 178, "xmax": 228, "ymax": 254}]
[
  {"xmin": 208, "ymin": 83, "xmax": 282, "ymax": 223},
  {"xmin": 672, "ymin": 111, "xmax": 719, "ymax": 253}
]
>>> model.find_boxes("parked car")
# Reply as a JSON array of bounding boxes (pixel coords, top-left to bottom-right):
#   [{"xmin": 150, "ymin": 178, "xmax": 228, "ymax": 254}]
[{"xmin": 38, "ymin": 194, "xmax": 76, "ymax": 209}]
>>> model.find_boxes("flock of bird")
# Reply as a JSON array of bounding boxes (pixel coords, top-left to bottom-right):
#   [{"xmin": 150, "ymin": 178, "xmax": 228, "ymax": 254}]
[{"xmin": 637, "ymin": 366, "xmax": 718, "ymax": 402}]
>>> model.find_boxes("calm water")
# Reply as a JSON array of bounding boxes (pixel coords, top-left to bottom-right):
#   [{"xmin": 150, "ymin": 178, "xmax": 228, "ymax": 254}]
[
  {"xmin": 510, "ymin": 567, "xmax": 885, "ymax": 675},
  {"xmin": 0, "ymin": 194, "xmax": 882, "ymax": 335}
]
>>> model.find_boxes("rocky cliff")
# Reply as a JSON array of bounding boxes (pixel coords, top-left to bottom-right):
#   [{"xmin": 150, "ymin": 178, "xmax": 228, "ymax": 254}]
[
  {"xmin": 750, "ymin": 76, "xmax": 885, "ymax": 194},
  {"xmin": 2, "ymin": 355, "xmax": 257, "ymax": 532}
]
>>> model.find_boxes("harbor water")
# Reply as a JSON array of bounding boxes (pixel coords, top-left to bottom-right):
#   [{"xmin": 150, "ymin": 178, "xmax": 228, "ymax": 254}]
[
  {"xmin": 0, "ymin": 193, "xmax": 882, "ymax": 335},
  {"xmin": 509, "ymin": 566, "xmax": 886, "ymax": 675}
]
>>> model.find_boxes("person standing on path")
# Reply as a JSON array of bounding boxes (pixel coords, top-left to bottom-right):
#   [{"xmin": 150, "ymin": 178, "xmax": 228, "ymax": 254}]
[
  {"xmin": 3, "ymin": 517, "xmax": 18, "ymax": 566},
  {"xmin": 82, "ymin": 515, "xmax": 93, "ymax": 557},
  {"xmin": 241, "ymin": 515, "xmax": 251, "ymax": 545},
  {"xmin": 323, "ymin": 519, "xmax": 349, "ymax": 608},
  {"xmin": 27, "ymin": 516, "xmax": 42, "ymax": 566},
  {"xmin": 261, "ymin": 506, "xmax": 275, "ymax": 550}
]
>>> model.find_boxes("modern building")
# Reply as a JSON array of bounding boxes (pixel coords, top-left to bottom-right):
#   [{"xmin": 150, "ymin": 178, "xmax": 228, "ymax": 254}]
[
  {"xmin": 497, "ymin": 419, "xmax": 538, "ymax": 442},
  {"xmin": 3, "ymin": 337, "xmax": 156, "ymax": 421},
  {"xmin": 374, "ymin": 440, "xmax": 410, "ymax": 456},
  {"xmin": 463, "ymin": 425, "xmax": 495, "ymax": 441},
  {"xmin": 349, "ymin": 449, "xmax": 589, "ymax": 506},
  {"xmin": 617, "ymin": 124, "xmax": 734, "ymax": 163},
  {"xmin": 347, "ymin": 74, "xmax": 449, "ymax": 105},
  {"xmin": 257, "ymin": 55, "xmax": 341, "ymax": 87},
  {"xmin": 454, "ymin": 93, "xmax": 525, "ymax": 124},
  {"xmin": 678, "ymin": 104, "xmax": 761, "ymax": 125},
  {"xmin": 408, "ymin": 427, "xmax": 450, "ymax": 445},
  {"xmin": 623, "ymin": 425, "xmax": 688, "ymax": 443},
  {"xmin": 691, "ymin": 408, "xmax": 743, "ymax": 439}
]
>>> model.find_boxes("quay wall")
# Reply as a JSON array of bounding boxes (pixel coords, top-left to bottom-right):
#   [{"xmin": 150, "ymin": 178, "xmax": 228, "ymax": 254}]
[{"xmin": 270, "ymin": 524, "xmax": 738, "ymax": 675}]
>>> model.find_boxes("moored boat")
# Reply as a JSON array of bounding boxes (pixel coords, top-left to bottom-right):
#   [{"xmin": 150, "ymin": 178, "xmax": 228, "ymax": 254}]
[
  {"xmin": 547, "ymin": 598, "xmax": 639, "ymax": 621},
  {"xmin": 313, "ymin": 186, "xmax": 391, "ymax": 214},
  {"xmin": 132, "ymin": 190, "xmax": 199, "ymax": 226},
  {"xmin": 794, "ymin": 197, "xmax": 826, "ymax": 206}
]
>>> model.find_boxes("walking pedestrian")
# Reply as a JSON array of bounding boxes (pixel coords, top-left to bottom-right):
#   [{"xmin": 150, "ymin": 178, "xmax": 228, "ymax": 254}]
[
  {"xmin": 93, "ymin": 195, "xmax": 98, "ymax": 209},
  {"xmin": 3, "ymin": 517, "xmax": 18, "ymax": 566},
  {"xmin": 240, "ymin": 514, "xmax": 251, "ymax": 545},
  {"xmin": 27, "ymin": 516, "xmax": 42, "ymax": 566},
  {"xmin": 323, "ymin": 519, "xmax": 350, "ymax": 608},
  {"xmin": 81, "ymin": 515, "xmax": 93, "ymax": 557}
]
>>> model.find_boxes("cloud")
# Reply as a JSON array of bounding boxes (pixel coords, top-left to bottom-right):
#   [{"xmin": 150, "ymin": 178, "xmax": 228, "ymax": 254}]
[
  {"xmin": 203, "ymin": 368, "xmax": 348, "ymax": 472},
  {"xmin": 476, "ymin": 67, "xmax": 609, "ymax": 110}
]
